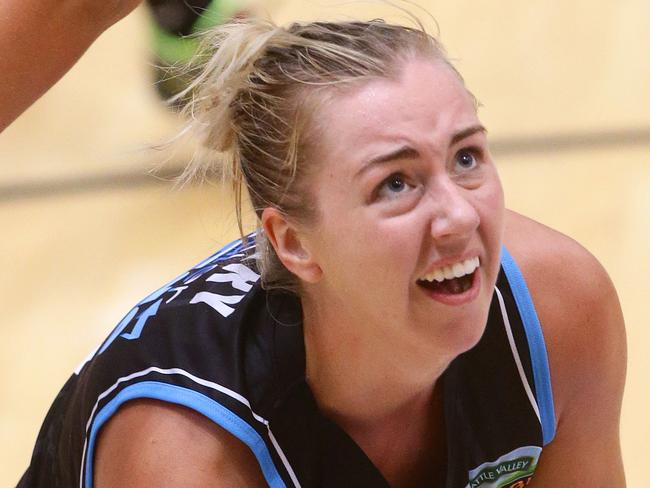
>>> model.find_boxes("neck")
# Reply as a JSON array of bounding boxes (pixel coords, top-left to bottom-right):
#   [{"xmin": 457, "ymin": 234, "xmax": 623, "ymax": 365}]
[
  {"xmin": 301, "ymin": 296, "xmax": 449, "ymax": 485},
  {"xmin": 302, "ymin": 294, "xmax": 452, "ymax": 421}
]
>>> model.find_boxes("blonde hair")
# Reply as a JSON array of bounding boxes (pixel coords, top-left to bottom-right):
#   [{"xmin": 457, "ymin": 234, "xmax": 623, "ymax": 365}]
[{"xmin": 177, "ymin": 16, "xmax": 455, "ymax": 292}]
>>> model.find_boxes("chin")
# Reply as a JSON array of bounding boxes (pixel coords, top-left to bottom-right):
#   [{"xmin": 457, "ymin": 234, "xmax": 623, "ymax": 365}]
[{"xmin": 440, "ymin": 304, "xmax": 491, "ymax": 358}]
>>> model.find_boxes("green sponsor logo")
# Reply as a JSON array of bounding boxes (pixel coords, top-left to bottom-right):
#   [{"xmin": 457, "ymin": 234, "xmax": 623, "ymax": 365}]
[{"xmin": 469, "ymin": 457, "xmax": 534, "ymax": 488}]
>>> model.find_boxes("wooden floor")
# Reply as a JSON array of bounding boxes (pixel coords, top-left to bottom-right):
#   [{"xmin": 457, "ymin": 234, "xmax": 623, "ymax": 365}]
[{"xmin": 1, "ymin": 1, "xmax": 648, "ymax": 485}]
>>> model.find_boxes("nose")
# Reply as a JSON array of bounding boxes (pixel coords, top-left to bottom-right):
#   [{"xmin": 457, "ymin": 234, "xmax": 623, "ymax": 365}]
[{"xmin": 428, "ymin": 180, "xmax": 480, "ymax": 245}]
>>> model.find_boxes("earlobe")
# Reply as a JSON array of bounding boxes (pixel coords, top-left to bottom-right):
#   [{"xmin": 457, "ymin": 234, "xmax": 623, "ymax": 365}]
[{"xmin": 261, "ymin": 208, "xmax": 322, "ymax": 283}]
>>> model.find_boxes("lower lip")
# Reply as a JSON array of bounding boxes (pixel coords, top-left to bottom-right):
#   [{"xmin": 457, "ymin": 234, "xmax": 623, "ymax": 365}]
[{"xmin": 420, "ymin": 269, "xmax": 482, "ymax": 306}]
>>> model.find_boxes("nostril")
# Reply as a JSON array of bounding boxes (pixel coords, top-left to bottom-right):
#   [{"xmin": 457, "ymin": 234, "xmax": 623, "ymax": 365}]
[{"xmin": 430, "ymin": 207, "xmax": 480, "ymax": 241}]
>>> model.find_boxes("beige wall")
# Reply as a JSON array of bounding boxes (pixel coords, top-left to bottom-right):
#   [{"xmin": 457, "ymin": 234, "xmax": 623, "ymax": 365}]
[{"xmin": 2, "ymin": 1, "xmax": 648, "ymax": 484}]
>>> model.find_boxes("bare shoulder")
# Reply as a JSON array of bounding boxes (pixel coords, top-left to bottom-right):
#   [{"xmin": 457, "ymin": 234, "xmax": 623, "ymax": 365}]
[
  {"xmin": 94, "ymin": 399, "xmax": 267, "ymax": 487},
  {"xmin": 503, "ymin": 210, "xmax": 626, "ymax": 485},
  {"xmin": 503, "ymin": 209, "xmax": 626, "ymax": 411},
  {"xmin": 503, "ymin": 209, "xmax": 613, "ymax": 297}
]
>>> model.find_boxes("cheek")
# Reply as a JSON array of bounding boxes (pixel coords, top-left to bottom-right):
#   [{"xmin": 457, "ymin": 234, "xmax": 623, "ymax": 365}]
[
  {"xmin": 314, "ymin": 205, "xmax": 420, "ymax": 287},
  {"xmin": 474, "ymin": 164, "xmax": 504, "ymax": 222},
  {"xmin": 476, "ymin": 173, "xmax": 505, "ymax": 267}
]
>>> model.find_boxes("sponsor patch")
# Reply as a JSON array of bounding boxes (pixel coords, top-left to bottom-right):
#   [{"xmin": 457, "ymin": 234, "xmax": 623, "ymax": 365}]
[{"xmin": 466, "ymin": 446, "xmax": 541, "ymax": 488}]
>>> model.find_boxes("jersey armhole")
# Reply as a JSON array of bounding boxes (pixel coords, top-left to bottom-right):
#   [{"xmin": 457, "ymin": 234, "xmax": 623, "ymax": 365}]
[
  {"xmin": 82, "ymin": 381, "xmax": 288, "ymax": 488},
  {"xmin": 501, "ymin": 246, "xmax": 557, "ymax": 445}
]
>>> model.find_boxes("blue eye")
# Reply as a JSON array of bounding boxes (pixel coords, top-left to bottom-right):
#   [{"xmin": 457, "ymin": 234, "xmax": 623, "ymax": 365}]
[
  {"xmin": 455, "ymin": 149, "xmax": 478, "ymax": 170},
  {"xmin": 386, "ymin": 174, "xmax": 406, "ymax": 191},
  {"xmin": 377, "ymin": 173, "xmax": 413, "ymax": 199}
]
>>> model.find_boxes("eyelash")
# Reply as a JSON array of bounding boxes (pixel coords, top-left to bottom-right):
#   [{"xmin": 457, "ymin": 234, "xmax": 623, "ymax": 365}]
[{"xmin": 374, "ymin": 172, "xmax": 415, "ymax": 200}]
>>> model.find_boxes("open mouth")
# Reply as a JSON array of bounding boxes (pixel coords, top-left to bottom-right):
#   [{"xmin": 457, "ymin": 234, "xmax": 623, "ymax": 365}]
[
  {"xmin": 417, "ymin": 271, "xmax": 475, "ymax": 294},
  {"xmin": 416, "ymin": 256, "xmax": 479, "ymax": 295}
]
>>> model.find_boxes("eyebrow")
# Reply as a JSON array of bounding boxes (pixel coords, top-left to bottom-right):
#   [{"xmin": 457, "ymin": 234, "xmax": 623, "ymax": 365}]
[
  {"xmin": 356, "ymin": 124, "xmax": 487, "ymax": 178},
  {"xmin": 450, "ymin": 124, "xmax": 487, "ymax": 146}
]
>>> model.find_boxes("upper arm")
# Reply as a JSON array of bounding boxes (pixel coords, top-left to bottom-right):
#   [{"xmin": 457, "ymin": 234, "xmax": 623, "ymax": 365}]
[
  {"xmin": 94, "ymin": 399, "xmax": 267, "ymax": 487},
  {"xmin": 0, "ymin": 0, "xmax": 142, "ymax": 133},
  {"xmin": 504, "ymin": 211, "xmax": 627, "ymax": 486}
]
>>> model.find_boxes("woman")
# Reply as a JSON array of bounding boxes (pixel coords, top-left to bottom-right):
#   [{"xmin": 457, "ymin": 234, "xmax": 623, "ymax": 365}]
[{"xmin": 19, "ymin": 17, "xmax": 626, "ymax": 487}]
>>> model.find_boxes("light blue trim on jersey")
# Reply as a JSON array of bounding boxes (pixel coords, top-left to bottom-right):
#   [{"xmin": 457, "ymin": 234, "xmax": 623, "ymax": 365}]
[
  {"xmin": 194, "ymin": 232, "xmax": 256, "ymax": 269},
  {"xmin": 83, "ymin": 381, "xmax": 287, "ymax": 488},
  {"xmin": 194, "ymin": 235, "xmax": 248, "ymax": 268},
  {"xmin": 140, "ymin": 271, "xmax": 190, "ymax": 305},
  {"xmin": 500, "ymin": 246, "xmax": 557, "ymax": 445},
  {"xmin": 94, "ymin": 236, "xmax": 254, "ymax": 359},
  {"xmin": 141, "ymin": 235, "xmax": 248, "ymax": 305}
]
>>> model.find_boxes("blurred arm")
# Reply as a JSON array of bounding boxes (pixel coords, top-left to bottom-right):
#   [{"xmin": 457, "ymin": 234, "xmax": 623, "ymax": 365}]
[{"xmin": 0, "ymin": 0, "xmax": 142, "ymax": 133}]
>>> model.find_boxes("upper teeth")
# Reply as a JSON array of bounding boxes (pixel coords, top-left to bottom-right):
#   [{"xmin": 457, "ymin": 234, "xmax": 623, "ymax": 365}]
[{"xmin": 420, "ymin": 257, "xmax": 480, "ymax": 282}]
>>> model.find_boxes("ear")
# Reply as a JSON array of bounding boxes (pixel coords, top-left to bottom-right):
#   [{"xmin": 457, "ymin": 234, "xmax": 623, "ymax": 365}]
[{"xmin": 261, "ymin": 207, "xmax": 323, "ymax": 284}]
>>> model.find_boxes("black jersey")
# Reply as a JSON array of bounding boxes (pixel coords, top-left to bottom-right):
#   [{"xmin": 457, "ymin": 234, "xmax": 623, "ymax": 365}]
[{"xmin": 18, "ymin": 237, "xmax": 556, "ymax": 488}]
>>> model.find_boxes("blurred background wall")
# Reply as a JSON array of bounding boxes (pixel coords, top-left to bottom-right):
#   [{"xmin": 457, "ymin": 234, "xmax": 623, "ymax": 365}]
[{"xmin": 1, "ymin": 0, "xmax": 648, "ymax": 484}]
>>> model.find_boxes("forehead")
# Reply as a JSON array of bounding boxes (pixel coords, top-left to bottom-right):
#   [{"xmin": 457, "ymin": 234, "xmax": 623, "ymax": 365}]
[{"xmin": 312, "ymin": 58, "xmax": 480, "ymax": 163}]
